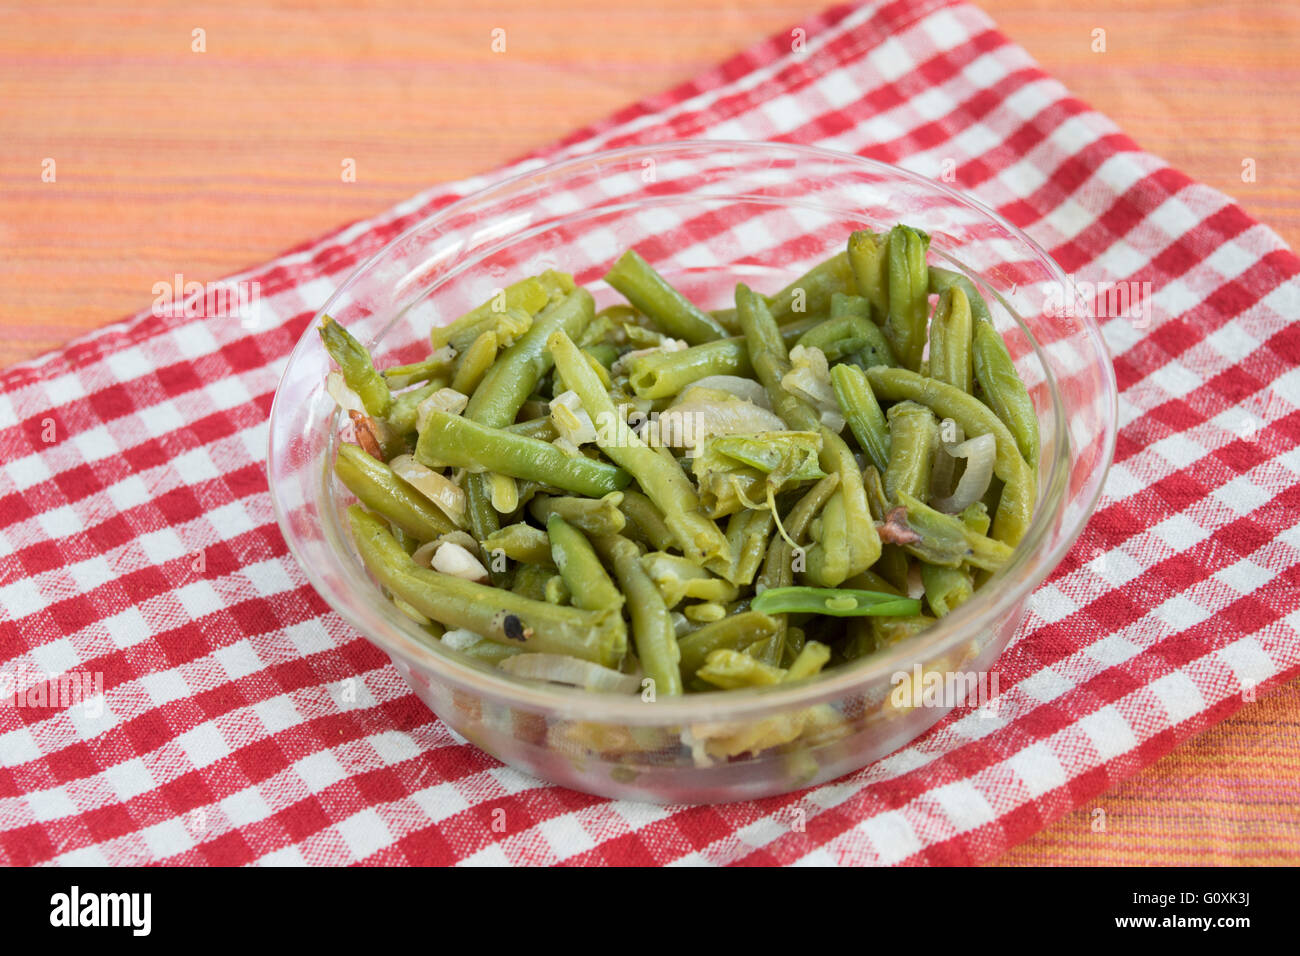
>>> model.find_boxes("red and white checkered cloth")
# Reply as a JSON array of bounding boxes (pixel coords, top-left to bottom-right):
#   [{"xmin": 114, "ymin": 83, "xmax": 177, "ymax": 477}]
[{"xmin": 2, "ymin": 0, "xmax": 1298, "ymax": 866}]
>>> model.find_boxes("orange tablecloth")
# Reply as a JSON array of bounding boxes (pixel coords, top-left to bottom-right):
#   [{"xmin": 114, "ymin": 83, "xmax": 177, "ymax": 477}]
[{"xmin": 2, "ymin": 0, "xmax": 1297, "ymax": 865}]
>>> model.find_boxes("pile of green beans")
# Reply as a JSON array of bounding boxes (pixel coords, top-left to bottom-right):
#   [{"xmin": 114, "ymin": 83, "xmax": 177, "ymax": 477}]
[{"xmin": 323, "ymin": 224, "xmax": 1039, "ymax": 698}]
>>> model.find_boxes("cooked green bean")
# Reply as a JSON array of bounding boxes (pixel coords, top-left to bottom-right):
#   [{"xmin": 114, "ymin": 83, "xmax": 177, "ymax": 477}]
[
  {"xmin": 972, "ymin": 318, "xmax": 1040, "ymax": 468},
  {"xmin": 548, "ymin": 329, "xmax": 730, "ymax": 569},
  {"xmin": 464, "ymin": 287, "xmax": 595, "ymax": 428},
  {"xmin": 830, "ymin": 363, "xmax": 890, "ymax": 473},
  {"xmin": 335, "ymin": 444, "xmax": 455, "ymax": 541},
  {"xmin": 417, "ymin": 409, "xmax": 630, "ymax": 497},
  {"xmin": 832, "ymin": 292, "xmax": 896, "ymax": 368},
  {"xmin": 384, "ymin": 380, "xmax": 443, "ymax": 435},
  {"xmin": 349, "ymin": 506, "xmax": 625, "ymax": 666},
  {"xmin": 767, "ymin": 251, "xmax": 857, "ymax": 324},
  {"xmin": 846, "ymin": 230, "xmax": 890, "ymax": 318},
  {"xmin": 617, "ymin": 489, "xmax": 677, "ymax": 552},
  {"xmin": 547, "ymin": 516, "xmax": 625, "ymax": 614},
  {"xmin": 893, "ymin": 491, "xmax": 1013, "ymax": 572},
  {"xmin": 883, "ymin": 225, "xmax": 930, "ymax": 372},
  {"xmin": 928, "ymin": 266, "xmax": 992, "ymax": 323},
  {"xmin": 528, "ymin": 492, "xmax": 626, "ymax": 537},
  {"xmin": 320, "ymin": 315, "xmax": 392, "ymax": 417},
  {"xmin": 751, "ymin": 586, "xmax": 920, "ymax": 617},
  {"xmin": 723, "ymin": 507, "xmax": 775, "ymax": 587},
  {"xmin": 920, "ymin": 563, "xmax": 973, "ymax": 617},
  {"xmin": 624, "ymin": 337, "xmax": 753, "ymax": 399},
  {"xmin": 928, "ymin": 286, "xmax": 973, "ymax": 394},
  {"xmin": 864, "ymin": 366, "xmax": 1035, "ymax": 545},
  {"xmin": 603, "ymin": 249, "xmax": 727, "ymax": 345},
  {"xmin": 696, "ymin": 649, "xmax": 786, "ymax": 689},
  {"xmin": 783, "ymin": 641, "xmax": 831, "ymax": 682},
  {"xmin": 450, "ymin": 329, "xmax": 499, "ymax": 395},
  {"xmin": 883, "ymin": 401, "xmax": 939, "ymax": 502},
  {"xmin": 483, "ymin": 522, "xmax": 555, "ymax": 566},
  {"xmin": 676, "ymin": 610, "xmax": 782, "ymax": 677},
  {"xmin": 431, "ymin": 271, "xmax": 570, "ymax": 350},
  {"xmin": 594, "ymin": 533, "xmax": 683, "ymax": 697}
]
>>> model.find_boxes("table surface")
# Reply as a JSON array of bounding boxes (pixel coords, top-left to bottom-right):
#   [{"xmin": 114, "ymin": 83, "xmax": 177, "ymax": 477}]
[{"xmin": 2, "ymin": 0, "xmax": 1297, "ymax": 864}]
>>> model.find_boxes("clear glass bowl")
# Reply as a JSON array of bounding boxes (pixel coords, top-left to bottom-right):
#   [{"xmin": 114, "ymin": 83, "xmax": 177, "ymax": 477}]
[{"xmin": 267, "ymin": 141, "xmax": 1117, "ymax": 803}]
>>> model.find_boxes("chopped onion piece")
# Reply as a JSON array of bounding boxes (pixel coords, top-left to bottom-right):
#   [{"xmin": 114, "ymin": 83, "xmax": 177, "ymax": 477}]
[
  {"xmin": 498, "ymin": 654, "xmax": 642, "ymax": 693},
  {"xmin": 781, "ymin": 345, "xmax": 844, "ymax": 433},
  {"xmin": 611, "ymin": 338, "xmax": 688, "ymax": 376},
  {"xmin": 389, "ymin": 454, "xmax": 467, "ymax": 527},
  {"xmin": 658, "ymin": 390, "xmax": 787, "ymax": 449},
  {"xmin": 431, "ymin": 541, "xmax": 489, "ymax": 582},
  {"xmin": 931, "ymin": 432, "xmax": 997, "ymax": 514},
  {"xmin": 415, "ymin": 387, "xmax": 469, "ymax": 432},
  {"xmin": 550, "ymin": 390, "xmax": 598, "ymax": 444},
  {"xmin": 441, "ymin": 628, "xmax": 486, "ymax": 651}
]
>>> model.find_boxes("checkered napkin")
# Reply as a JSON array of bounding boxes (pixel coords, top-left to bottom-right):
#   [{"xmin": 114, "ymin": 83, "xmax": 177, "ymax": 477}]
[{"xmin": 2, "ymin": 0, "xmax": 1298, "ymax": 866}]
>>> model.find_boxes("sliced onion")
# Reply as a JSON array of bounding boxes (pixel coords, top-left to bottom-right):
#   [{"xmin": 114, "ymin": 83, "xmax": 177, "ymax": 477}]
[
  {"xmin": 411, "ymin": 531, "xmax": 478, "ymax": 568},
  {"xmin": 326, "ymin": 371, "xmax": 367, "ymax": 415},
  {"xmin": 498, "ymin": 654, "xmax": 642, "ymax": 694},
  {"xmin": 657, "ymin": 394, "xmax": 787, "ymax": 449},
  {"xmin": 681, "ymin": 375, "xmax": 772, "ymax": 410},
  {"xmin": 931, "ymin": 432, "xmax": 996, "ymax": 514},
  {"xmin": 441, "ymin": 628, "xmax": 486, "ymax": 651},
  {"xmin": 389, "ymin": 454, "xmax": 467, "ymax": 527}
]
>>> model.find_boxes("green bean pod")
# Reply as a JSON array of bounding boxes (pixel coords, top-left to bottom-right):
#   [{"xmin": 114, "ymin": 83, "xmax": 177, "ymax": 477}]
[
  {"xmin": 972, "ymin": 318, "xmax": 1040, "ymax": 468},
  {"xmin": 547, "ymin": 516, "xmax": 625, "ymax": 614},
  {"xmin": 846, "ymin": 230, "xmax": 890, "ymax": 319},
  {"xmin": 767, "ymin": 251, "xmax": 857, "ymax": 324},
  {"xmin": 335, "ymin": 444, "xmax": 455, "ymax": 542},
  {"xmin": 676, "ymin": 610, "xmax": 782, "ymax": 678},
  {"xmin": 883, "ymin": 225, "xmax": 930, "ymax": 371},
  {"xmin": 920, "ymin": 562, "xmax": 974, "ymax": 617},
  {"xmin": 928, "ymin": 286, "xmax": 974, "ymax": 394},
  {"xmin": 894, "ymin": 491, "xmax": 1013, "ymax": 572},
  {"xmin": 528, "ymin": 492, "xmax": 626, "ymax": 537},
  {"xmin": 349, "ymin": 506, "xmax": 626, "ymax": 666},
  {"xmin": 624, "ymin": 337, "xmax": 752, "ymax": 399},
  {"xmin": 320, "ymin": 316, "xmax": 392, "ymax": 417},
  {"xmin": 603, "ymin": 249, "xmax": 727, "ymax": 345},
  {"xmin": 594, "ymin": 534, "xmax": 683, "ymax": 697},
  {"xmin": 883, "ymin": 401, "xmax": 939, "ymax": 503},
  {"xmin": 417, "ymin": 409, "xmax": 629, "ymax": 498},
  {"xmin": 830, "ymin": 363, "xmax": 890, "ymax": 474}
]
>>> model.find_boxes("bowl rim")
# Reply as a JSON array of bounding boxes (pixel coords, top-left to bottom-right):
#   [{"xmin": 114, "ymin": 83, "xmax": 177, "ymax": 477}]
[{"xmin": 268, "ymin": 137, "xmax": 1118, "ymax": 722}]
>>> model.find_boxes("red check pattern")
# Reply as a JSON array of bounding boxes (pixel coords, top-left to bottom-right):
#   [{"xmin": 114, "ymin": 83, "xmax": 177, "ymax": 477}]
[{"xmin": 2, "ymin": 0, "xmax": 1298, "ymax": 866}]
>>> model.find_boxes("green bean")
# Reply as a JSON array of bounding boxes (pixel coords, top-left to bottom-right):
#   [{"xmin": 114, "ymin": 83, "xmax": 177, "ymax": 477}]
[
  {"xmin": 464, "ymin": 287, "xmax": 595, "ymax": 428},
  {"xmin": 723, "ymin": 507, "xmax": 775, "ymax": 587},
  {"xmin": 529, "ymin": 492, "xmax": 626, "ymax": 537},
  {"xmin": 603, "ymin": 249, "xmax": 727, "ymax": 345},
  {"xmin": 547, "ymin": 516, "xmax": 625, "ymax": 614},
  {"xmin": 865, "ymin": 366, "xmax": 1035, "ymax": 545},
  {"xmin": 640, "ymin": 552, "xmax": 738, "ymax": 607},
  {"xmin": 384, "ymin": 380, "xmax": 443, "ymax": 435},
  {"xmin": 511, "ymin": 561, "xmax": 552, "ymax": 600},
  {"xmin": 548, "ymin": 329, "xmax": 730, "ymax": 568},
  {"xmin": 783, "ymin": 641, "xmax": 831, "ymax": 682},
  {"xmin": 831, "ymin": 292, "xmax": 896, "ymax": 367},
  {"xmin": 696, "ymin": 649, "xmax": 786, "ymax": 689},
  {"xmin": 320, "ymin": 315, "xmax": 392, "ymax": 417},
  {"xmin": 873, "ymin": 544, "xmax": 912, "ymax": 593},
  {"xmin": 417, "ymin": 409, "xmax": 630, "ymax": 498},
  {"xmin": 463, "ymin": 475, "xmax": 506, "ymax": 586},
  {"xmin": 676, "ymin": 611, "xmax": 782, "ymax": 677},
  {"xmin": 482, "ymin": 523, "xmax": 554, "ymax": 566},
  {"xmin": 959, "ymin": 500, "xmax": 991, "ymax": 536},
  {"xmin": 383, "ymin": 353, "xmax": 456, "ymax": 390},
  {"xmin": 843, "ymin": 569, "xmax": 902, "ymax": 595},
  {"xmin": 708, "ymin": 431, "xmax": 824, "ymax": 483},
  {"xmin": 846, "ymin": 230, "xmax": 889, "ymax": 318},
  {"xmin": 872, "ymin": 613, "xmax": 935, "ymax": 651},
  {"xmin": 972, "ymin": 318, "xmax": 1040, "ymax": 468},
  {"xmin": 349, "ymin": 506, "xmax": 626, "ymax": 666},
  {"xmin": 750, "ymin": 586, "xmax": 920, "ymax": 617},
  {"xmin": 450, "ymin": 329, "xmax": 499, "ymax": 395},
  {"xmin": 830, "ymin": 363, "xmax": 890, "ymax": 473},
  {"xmin": 624, "ymin": 338, "xmax": 752, "ymax": 399},
  {"xmin": 883, "ymin": 401, "xmax": 938, "ymax": 502},
  {"xmin": 928, "ymin": 286, "xmax": 973, "ymax": 394},
  {"xmin": 894, "ymin": 491, "xmax": 1013, "ymax": 572},
  {"xmin": 335, "ymin": 444, "xmax": 454, "ymax": 542},
  {"xmin": 585, "ymin": 343, "xmax": 620, "ymax": 369},
  {"xmin": 594, "ymin": 534, "xmax": 682, "ymax": 697},
  {"xmin": 767, "ymin": 251, "xmax": 857, "ymax": 324},
  {"xmin": 431, "ymin": 271, "xmax": 570, "ymax": 350},
  {"xmin": 920, "ymin": 563, "xmax": 973, "ymax": 617},
  {"xmin": 504, "ymin": 416, "xmax": 559, "ymax": 442},
  {"xmin": 544, "ymin": 574, "xmax": 570, "ymax": 605},
  {"xmin": 795, "ymin": 308, "xmax": 871, "ymax": 362},
  {"xmin": 883, "ymin": 225, "xmax": 930, "ymax": 371},
  {"xmin": 928, "ymin": 266, "xmax": 992, "ymax": 323},
  {"xmin": 617, "ymin": 489, "xmax": 677, "ymax": 552}
]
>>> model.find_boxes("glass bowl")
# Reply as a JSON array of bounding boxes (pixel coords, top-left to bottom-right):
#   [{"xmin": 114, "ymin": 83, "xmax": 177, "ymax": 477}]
[{"xmin": 267, "ymin": 140, "xmax": 1116, "ymax": 803}]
